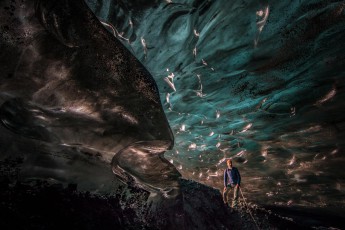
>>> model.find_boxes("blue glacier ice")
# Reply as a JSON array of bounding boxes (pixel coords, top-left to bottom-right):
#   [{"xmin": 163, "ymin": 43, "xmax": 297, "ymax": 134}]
[
  {"xmin": 0, "ymin": 0, "xmax": 344, "ymax": 216},
  {"xmin": 86, "ymin": 0, "xmax": 345, "ymax": 208}
]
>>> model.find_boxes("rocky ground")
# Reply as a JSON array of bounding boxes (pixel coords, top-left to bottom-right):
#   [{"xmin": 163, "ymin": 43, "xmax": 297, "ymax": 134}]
[{"xmin": 0, "ymin": 158, "xmax": 342, "ymax": 230}]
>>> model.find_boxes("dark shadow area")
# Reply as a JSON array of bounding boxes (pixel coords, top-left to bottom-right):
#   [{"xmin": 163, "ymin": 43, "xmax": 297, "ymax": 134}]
[
  {"xmin": 263, "ymin": 205, "xmax": 345, "ymax": 229},
  {"xmin": 0, "ymin": 158, "xmax": 336, "ymax": 230}
]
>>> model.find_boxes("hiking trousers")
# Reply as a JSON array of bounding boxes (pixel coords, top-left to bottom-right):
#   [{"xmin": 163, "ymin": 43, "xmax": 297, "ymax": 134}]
[{"xmin": 223, "ymin": 184, "xmax": 239, "ymax": 208}]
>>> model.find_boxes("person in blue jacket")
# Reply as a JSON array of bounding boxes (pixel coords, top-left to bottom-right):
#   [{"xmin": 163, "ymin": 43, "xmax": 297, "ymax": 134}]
[{"xmin": 223, "ymin": 159, "xmax": 241, "ymax": 208}]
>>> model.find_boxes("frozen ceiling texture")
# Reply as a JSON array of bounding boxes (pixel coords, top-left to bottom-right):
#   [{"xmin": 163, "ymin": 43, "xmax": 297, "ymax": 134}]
[
  {"xmin": 86, "ymin": 0, "xmax": 345, "ymax": 208},
  {"xmin": 0, "ymin": 0, "xmax": 344, "ymax": 212}
]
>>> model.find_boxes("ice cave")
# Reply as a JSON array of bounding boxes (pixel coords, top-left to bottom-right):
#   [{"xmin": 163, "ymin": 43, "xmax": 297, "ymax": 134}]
[{"xmin": 0, "ymin": 0, "xmax": 345, "ymax": 229}]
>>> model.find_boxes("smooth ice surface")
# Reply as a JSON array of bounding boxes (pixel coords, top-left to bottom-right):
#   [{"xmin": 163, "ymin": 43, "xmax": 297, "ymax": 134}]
[
  {"xmin": 0, "ymin": 0, "xmax": 177, "ymax": 194},
  {"xmin": 86, "ymin": 0, "xmax": 345, "ymax": 208}
]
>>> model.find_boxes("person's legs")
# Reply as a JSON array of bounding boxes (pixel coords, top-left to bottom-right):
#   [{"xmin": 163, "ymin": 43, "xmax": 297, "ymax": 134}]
[
  {"xmin": 222, "ymin": 186, "xmax": 231, "ymax": 205},
  {"xmin": 232, "ymin": 185, "xmax": 239, "ymax": 208}
]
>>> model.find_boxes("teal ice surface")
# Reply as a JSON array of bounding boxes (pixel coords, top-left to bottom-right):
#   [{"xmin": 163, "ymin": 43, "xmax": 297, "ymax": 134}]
[{"xmin": 87, "ymin": 0, "xmax": 345, "ymax": 208}]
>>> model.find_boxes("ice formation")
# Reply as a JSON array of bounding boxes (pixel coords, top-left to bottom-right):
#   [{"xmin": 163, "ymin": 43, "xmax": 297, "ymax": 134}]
[
  {"xmin": 0, "ymin": 0, "xmax": 179, "ymax": 195},
  {"xmin": 86, "ymin": 0, "xmax": 345, "ymax": 208},
  {"xmin": 0, "ymin": 0, "xmax": 344, "ymax": 210}
]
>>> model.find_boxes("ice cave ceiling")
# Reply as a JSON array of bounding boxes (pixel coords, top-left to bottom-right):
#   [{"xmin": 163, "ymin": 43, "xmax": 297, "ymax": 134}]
[
  {"xmin": 86, "ymin": 0, "xmax": 345, "ymax": 207},
  {"xmin": 0, "ymin": 0, "xmax": 344, "ymax": 210}
]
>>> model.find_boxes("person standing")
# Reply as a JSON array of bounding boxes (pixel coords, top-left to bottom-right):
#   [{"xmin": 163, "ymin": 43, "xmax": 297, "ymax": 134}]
[{"xmin": 223, "ymin": 159, "xmax": 241, "ymax": 208}]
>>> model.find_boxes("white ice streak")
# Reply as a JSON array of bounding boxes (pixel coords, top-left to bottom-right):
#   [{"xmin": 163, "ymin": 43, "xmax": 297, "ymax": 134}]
[
  {"xmin": 254, "ymin": 6, "xmax": 270, "ymax": 47},
  {"xmin": 164, "ymin": 72, "xmax": 176, "ymax": 91},
  {"xmin": 188, "ymin": 143, "xmax": 197, "ymax": 150},
  {"xmin": 331, "ymin": 149, "xmax": 338, "ymax": 155},
  {"xmin": 256, "ymin": 6, "xmax": 270, "ymax": 32},
  {"xmin": 298, "ymin": 125, "xmax": 322, "ymax": 133},
  {"xmin": 315, "ymin": 86, "xmax": 336, "ymax": 105},
  {"xmin": 141, "ymin": 36, "xmax": 147, "ymax": 57},
  {"xmin": 193, "ymin": 46, "xmax": 197, "ymax": 58},
  {"xmin": 208, "ymin": 171, "xmax": 218, "ymax": 177},
  {"xmin": 293, "ymin": 174, "xmax": 307, "ymax": 183},
  {"xmin": 166, "ymin": 93, "xmax": 170, "ymax": 104},
  {"xmin": 193, "ymin": 29, "xmax": 200, "ymax": 37},
  {"xmin": 240, "ymin": 123, "xmax": 252, "ymax": 132},
  {"xmin": 216, "ymin": 110, "xmax": 220, "ymax": 119},
  {"xmin": 216, "ymin": 157, "xmax": 226, "ymax": 166},
  {"xmin": 196, "ymin": 74, "xmax": 206, "ymax": 97},
  {"xmin": 261, "ymin": 146, "xmax": 268, "ymax": 157},
  {"xmin": 236, "ymin": 150, "xmax": 246, "ymax": 157},
  {"xmin": 289, "ymin": 155, "xmax": 296, "ymax": 165},
  {"xmin": 100, "ymin": 20, "xmax": 130, "ymax": 42},
  {"xmin": 290, "ymin": 107, "xmax": 296, "ymax": 117}
]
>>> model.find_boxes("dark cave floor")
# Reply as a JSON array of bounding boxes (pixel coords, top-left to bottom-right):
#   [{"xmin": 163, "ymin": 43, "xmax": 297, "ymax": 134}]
[{"xmin": 0, "ymin": 158, "xmax": 344, "ymax": 230}]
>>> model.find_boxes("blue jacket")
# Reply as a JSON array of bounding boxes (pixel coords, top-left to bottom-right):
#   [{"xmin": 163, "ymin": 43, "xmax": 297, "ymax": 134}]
[{"xmin": 224, "ymin": 167, "xmax": 241, "ymax": 187}]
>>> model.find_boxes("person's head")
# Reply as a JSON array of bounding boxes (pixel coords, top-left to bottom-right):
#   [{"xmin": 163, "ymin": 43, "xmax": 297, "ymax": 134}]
[{"xmin": 226, "ymin": 159, "xmax": 233, "ymax": 168}]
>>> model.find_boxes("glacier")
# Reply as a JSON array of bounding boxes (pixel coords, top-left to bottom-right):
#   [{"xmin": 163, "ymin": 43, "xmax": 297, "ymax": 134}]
[
  {"xmin": 85, "ymin": 0, "xmax": 345, "ymax": 208},
  {"xmin": 0, "ymin": 0, "xmax": 179, "ymax": 195},
  {"xmin": 1, "ymin": 0, "xmax": 345, "ymax": 229}
]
